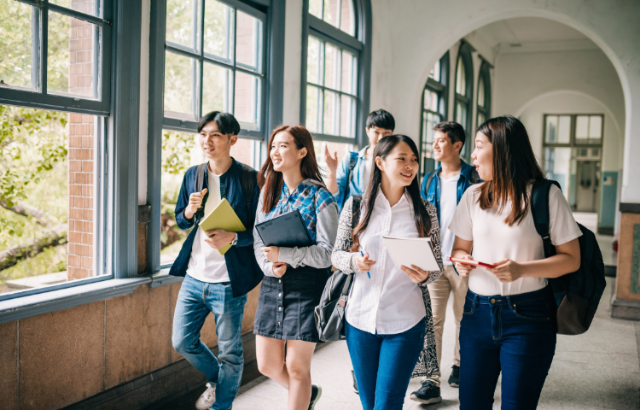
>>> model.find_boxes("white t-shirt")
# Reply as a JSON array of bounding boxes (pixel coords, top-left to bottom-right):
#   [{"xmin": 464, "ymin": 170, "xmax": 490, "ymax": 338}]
[
  {"xmin": 186, "ymin": 171, "xmax": 230, "ymax": 283},
  {"xmin": 448, "ymin": 184, "xmax": 582, "ymax": 296},
  {"xmin": 439, "ymin": 174, "xmax": 460, "ymax": 265}
]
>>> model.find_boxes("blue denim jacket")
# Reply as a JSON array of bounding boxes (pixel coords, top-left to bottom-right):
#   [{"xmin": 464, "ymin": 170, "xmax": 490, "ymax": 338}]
[
  {"xmin": 169, "ymin": 158, "xmax": 263, "ymax": 298},
  {"xmin": 334, "ymin": 146, "xmax": 368, "ymax": 211},
  {"xmin": 420, "ymin": 160, "xmax": 480, "ymax": 223}
]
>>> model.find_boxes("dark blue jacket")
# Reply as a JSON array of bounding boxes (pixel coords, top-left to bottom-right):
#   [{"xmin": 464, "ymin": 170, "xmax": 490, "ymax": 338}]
[
  {"xmin": 169, "ymin": 158, "xmax": 263, "ymax": 298},
  {"xmin": 420, "ymin": 160, "xmax": 481, "ymax": 222}
]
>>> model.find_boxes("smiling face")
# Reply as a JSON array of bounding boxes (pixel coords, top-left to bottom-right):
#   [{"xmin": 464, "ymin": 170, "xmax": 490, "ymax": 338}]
[
  {"xmin": 366, "ymin": 126, "xmax": 394, "ymax": 149},
  {"xmin": 432, "ymin": 130, "xmax": 463, "ymax": 162},
  {"xmin": 270, "ymin": 131, "xmax": 308, "ymax": 173},
  {"xmin": 375, "ymin": 141, "xmax": 419, "ymax": 188},
  {"xmin": 472, "ymin": 131, "xmax": 494, "ymax": 181},
  {"xmin": 198, "ymin": 121, "xmax": 237, "ymax": 161}
]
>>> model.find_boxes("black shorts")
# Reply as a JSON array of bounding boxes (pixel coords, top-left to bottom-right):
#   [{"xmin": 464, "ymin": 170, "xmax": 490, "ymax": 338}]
[{"xmin": 254, "ymin": 266, "xmax": 330, "ymax": 343}]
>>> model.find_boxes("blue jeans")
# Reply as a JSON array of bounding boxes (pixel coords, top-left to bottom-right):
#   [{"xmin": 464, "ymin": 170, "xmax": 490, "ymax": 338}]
[
  {"xmin": 172, "ymin": 275, "xmax": 247, "ymax": 410},
  {"xmin": 459, "ymin": 288, "xmax": 557, "ymax": 410},
  {"xmin": 346, "ymin": 319, "xmax": 425, "ymax": 410}
]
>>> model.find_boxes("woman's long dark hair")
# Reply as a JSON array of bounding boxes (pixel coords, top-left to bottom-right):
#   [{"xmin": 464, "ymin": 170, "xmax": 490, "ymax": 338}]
[
  {"xmin": 258, "ymin": 125, "xmax": 324, "ymax": 214},
  {"xmin": 350, "ymin": 135, "xmax": 431, "ymax": 251},
  {"xmin": 476, "ymin": 116, "xmax": 544, "ymax": 226}
]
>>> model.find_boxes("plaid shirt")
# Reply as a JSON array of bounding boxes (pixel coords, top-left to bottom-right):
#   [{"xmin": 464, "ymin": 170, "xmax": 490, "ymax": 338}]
[{"xmin": 266, "ymin": 178, "xmax": 335, "ymax": 242}]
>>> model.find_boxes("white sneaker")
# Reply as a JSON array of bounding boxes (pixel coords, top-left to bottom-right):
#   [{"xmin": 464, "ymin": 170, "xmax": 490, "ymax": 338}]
[{"xmin": 195, "ymin": 383, "xmax": 216, "ymax": 410}]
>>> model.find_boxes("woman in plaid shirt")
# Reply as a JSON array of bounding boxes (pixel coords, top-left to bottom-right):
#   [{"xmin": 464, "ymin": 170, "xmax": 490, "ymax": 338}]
[{"xmin": 253, "ymin": 125, "xmax": 338, "ymax": 410}]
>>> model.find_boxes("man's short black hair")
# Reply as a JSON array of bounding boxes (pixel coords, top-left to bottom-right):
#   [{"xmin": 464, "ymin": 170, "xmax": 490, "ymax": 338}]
[
  {"xmin": 197, "ymin": 111, "xmax": 241, "ymax": 135},
  {"xmin": 433, "ymin": 121, "xmax": 466, "ymax": 151},
  {"xmin": 366, "ymin": 109, "xmax": 395, "ymax": 131}
]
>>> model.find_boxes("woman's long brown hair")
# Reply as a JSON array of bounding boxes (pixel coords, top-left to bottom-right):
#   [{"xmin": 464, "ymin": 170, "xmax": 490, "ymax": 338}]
[
  {"xmin": 476, "ymin": 116, "xmax": 544, "ymax": 226},
  {"xmin": 258, "ymin": 125, "xmax": 324, "ymax": 214},
  {"xmin": 350, "ymin": 135, "xmax": 431, "ymax": 252}
]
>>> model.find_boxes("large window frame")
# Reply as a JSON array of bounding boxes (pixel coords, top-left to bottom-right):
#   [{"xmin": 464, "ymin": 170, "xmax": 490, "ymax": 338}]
[
  {"xmin": 419, "ymin": 52, "xmax": 449, "ymax": 178},
  {"xmin": 0, "ymin": 0, "xmax": 150, "ymax": 314},
  {"xmin": 454, "ymin": 42, "xmax": 474, "ymax": 161},
  {"xmin": 300, "ymin": 0, "xmax": 372, "ymax": 147},
  {"xmin": 476, "ymin": 60, "xmax": 491, "ymax": 128}
]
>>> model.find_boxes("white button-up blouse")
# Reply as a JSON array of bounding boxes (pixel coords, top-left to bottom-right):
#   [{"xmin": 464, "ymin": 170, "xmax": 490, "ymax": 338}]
[{"xmin": 333, "ymin": 191, "xmax": 442, "ymax": 335}]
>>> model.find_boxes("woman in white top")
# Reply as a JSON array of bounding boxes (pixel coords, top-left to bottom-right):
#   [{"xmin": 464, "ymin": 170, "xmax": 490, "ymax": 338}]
[
  {"xmin": 449, "ymin": 116, "xmax": 582, "ymax": 410},
  {"xmin": 331, "ymin": 135, "xmax": 443, "ymax": 410}
]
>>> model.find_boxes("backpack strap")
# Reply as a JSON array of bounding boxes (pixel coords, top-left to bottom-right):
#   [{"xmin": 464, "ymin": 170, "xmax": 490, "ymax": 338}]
[
  {"xmin": 238, "ymin": 162, "xmax": 257, "ymax": 229},
  {"xmin": 193, "ymin": 163, "xmax": 209, "ymax": 221},
  {"xmin": 425, "ymin": 171, "xmax": 436, "ymax": 194},
  {"xmin": 341, "ymin": 152, "xmax": 359, "ymax": 207},
  {"xmin": 531, "ymin": 179, "xmax": 561, "ymax": 258}
]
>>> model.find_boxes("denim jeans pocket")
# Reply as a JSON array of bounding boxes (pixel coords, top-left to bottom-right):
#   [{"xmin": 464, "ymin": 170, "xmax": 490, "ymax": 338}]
[
  {"xmin": 462, "ymin": 295, "xmax": 475, "ymax": 315},
  {"xmin": 513, "ymin": 300, "xmax": 550, "ymax": 321}
]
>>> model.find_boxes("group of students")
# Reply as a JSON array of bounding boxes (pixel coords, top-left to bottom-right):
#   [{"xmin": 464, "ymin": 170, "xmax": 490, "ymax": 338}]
[{"xmin": 168, "ymin": 109, "xmax": 583, "ymax": 410}]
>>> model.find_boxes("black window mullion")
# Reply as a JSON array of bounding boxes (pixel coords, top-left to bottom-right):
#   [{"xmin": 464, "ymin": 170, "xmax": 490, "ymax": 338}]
[
  {"xmin": 31, "ymin": 5, "xmax": 40, "ymax": 91},
  {"xmin": 231, "ymin": 6, "xmax": 237, "ymax": 116},
  {"xmin": 46, "ymin": 2, "xmax": 109, "ymax": 26},
  {"xmin": 41, "ymin": 3, "xmax": 48, "ymax": 95},
  {"xmin": 92, "ymin": 24, "xmax": 99, "ymax": 99},
  {"xmin": 198, "ymin": 0, "xmax": 205, "ymax": 118}
]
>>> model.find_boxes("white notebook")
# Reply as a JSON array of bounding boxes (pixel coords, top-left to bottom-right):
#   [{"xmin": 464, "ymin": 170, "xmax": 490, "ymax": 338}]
[{"xmin": 382, "ymin": 236, "xmax": 440, "ymax": 272}]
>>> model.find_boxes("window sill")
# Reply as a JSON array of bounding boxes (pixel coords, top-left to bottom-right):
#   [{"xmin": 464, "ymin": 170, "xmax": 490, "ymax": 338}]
[
  {"xmin": 0, "ymin": 277, "xmax": 151, "ymax": 324},
  {"xmin": 150, "ymin": 268, "xmax": 184, "ymax": 288}
]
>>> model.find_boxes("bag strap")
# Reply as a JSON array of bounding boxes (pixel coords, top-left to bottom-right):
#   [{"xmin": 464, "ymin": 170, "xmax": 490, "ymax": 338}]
[
  {"xmin": 341, "ymin": 152, "xmax": 358, "ymax": 207},
  {"xmin": 339, "ymin": 194, "xmax": 363, "ymax": 299},
  {"xmin": 238, "ymin": 162, "xmax": 257, "ymax": 229},
  {"xmin": 193, "ymin": 163, "xmax": 209, "ymax": 221},
  {"xmin": 531, "ymin": 179, "xmax": 561, "ymax": 258},
  {"xmin": 425, "ymin": 171, "xmax": 436, "ymax": 194}
]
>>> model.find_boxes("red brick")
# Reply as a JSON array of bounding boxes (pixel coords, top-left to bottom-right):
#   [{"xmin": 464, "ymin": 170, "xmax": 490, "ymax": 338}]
[
  {"xmin": 82, "ymin": 233, "xmax": 93, "ymax": 245},
  {"xmin": 82, "ymin": 114, "xmax": 94, "ymax": 124},
  {"xmin": 82, "ymin": 161, "xmax": 94, "ymax": 172},
  {"xmin": 82, "ymin": 209, "xmax": 93, "ymax": 221},
  {"xmin": 81, "ymin": 256, "xmax": 93, "ymax": 269},
  {"xmin": 69, "ymin": 160, "xmax": 82, "ymax": 172},
  {"xmin": 69, "ymin": 206, "xmax": 83, "ymax": 220},
  {"xmin": 69, "ymin": 113, "xmax": 83, "ymax": 123},
  {"xmin": 82, "ymin": 137, "xmax": 94, "ymax": 148},
  {"xmin": 69, "ymin": 136, "xmax": 82, "ymax": 148},
  {"xmin": 82, "ymin": 185, "xmax": 93, "ymax": 197},
  {"xmin": 68, "ymin": 243, "xmax": 76, "ymax": 255},
  {"xmin": 75, "ymin": 173, "xmax": 93, "ymax": 185},
  {"xmin": 68, "ymin": 254, "xmax": 81, "ymax": 267},
  {"xmin": 76, "ymin": 244, "xmax": 90, "ymax": 256}
]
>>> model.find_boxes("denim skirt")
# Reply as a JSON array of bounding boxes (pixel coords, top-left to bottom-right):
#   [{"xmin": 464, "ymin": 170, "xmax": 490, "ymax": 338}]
[{"xmin": 254, "ymin": 266, "xmax": 330, "ymax": 343}]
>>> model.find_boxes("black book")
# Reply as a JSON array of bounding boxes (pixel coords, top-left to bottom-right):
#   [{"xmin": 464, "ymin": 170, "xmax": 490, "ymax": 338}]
[{"xmin": 255, "ymin": 209, "xmax": 313, "ymax": 248}]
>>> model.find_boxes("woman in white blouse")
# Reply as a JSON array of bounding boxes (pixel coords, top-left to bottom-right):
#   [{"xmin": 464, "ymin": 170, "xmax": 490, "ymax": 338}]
[
  {"xmin": 449, "ymin": 116, "xmax": 582, "ymax": 410},
  {"xmin": 331, "ymin": 135, "xmax": 443, "ymax": 410}
]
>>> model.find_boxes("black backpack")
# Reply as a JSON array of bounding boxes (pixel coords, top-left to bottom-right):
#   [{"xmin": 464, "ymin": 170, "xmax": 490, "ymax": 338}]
[
  {"xmin": 193, "ymin": 162, "xmax": 256, "ymax": 227},
  {"xmin": 531, "ymin": 179, "xmax": 606, "ymax": 335}
]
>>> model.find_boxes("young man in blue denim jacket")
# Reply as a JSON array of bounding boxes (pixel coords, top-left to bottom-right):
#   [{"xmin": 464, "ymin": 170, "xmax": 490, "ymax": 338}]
[
  {"xmin": 169, "ymin": 111, "xmax": 262, "ymax": 410},
  {"xmin": 324, "ymin": 109, "xmax": 395, "ymax": 210},
  {"xmin": 410, "ymin": 121, "xmax": 481, "ymax": 405}
]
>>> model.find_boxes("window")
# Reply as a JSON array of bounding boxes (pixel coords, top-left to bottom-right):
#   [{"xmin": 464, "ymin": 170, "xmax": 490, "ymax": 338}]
[
  {"xmin": 454, "ymin": 42, "xmax": 473, "ymax": 161},
  {"xmin": 0, "ymin": 0, "xmax": 111, "ymax": 300},
  {"xmin": 159, "ymin": 0, "xmax": 267, "ymax": 266},
  {"xmin": 542, "ymin": 114, "xmax": 604, "ymax": 211},
  {"xmin": 419, "ymin": 53, "xmax": 449, "ymax": 177},
  {"xmin": 302, "ymin": 0, "xmax": 371, "ymax": 147},
  {"xmin": 163, "ymin": 0, "xmax": 266, "ymax": 136},
  {"xmin": 476, "ymin": 61, "xmax": 491, "ymax": 127}
]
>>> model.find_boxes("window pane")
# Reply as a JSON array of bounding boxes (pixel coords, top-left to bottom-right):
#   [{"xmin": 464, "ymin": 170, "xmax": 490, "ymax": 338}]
[
  {"xmin": 204, "ymin": 0, "xmax": 232, "ymax": 60},
  {"xmin": 423, "ymin": 90, "xmax": 432, "ymax": 111},
  {"xmin": 0, "ymin": 105, "xmax": 101, "ymax": 295},
  {"xmin": 545, "ymin": 116, "xmax": 558, "ymax": 143},
  {"xmin": 324, "ymin": 43, "xmax": 339, "ymax": 90},
  {"xmin": 323, "ymin": 90, "xmax": 338, "ymax": 135},
  {"xmin": 50, "ymin": 0, "xmax": 100, "ymax": 17},
  {"xmin": 339, "ymin": 0, "xmax": 355, "ymax": 36},
  {"xmin": 557, "ymin": 115, "xmax": 571, "ymax": 144},
  {"xmin": 315, "ymin": 141, "xmax": 353, "ymax": 174},
  {"xmin": 166, "ymin": 0, "xmax": 200, "ymax": 51},
  {"xmin": 455, "ymin": 57, "xmax": 465, "ymax": 95},
  {"xmin": 307, "ymin": 36, "xmax": 321, "ymax": 85},
  {"xmin": 164, "ymin": 51, "xmax": 198, "ymax": 120},
  {"xmin": 309, "ymin": 0, "xmax": 322, "ymax": 19},
  {"xmin": 0, "ymin": 1, "xmax": 36, "ymax": 90},
  {"xmin": 455, "ymin": 101, "xmax": 467, "ymax": 129},
  {"xmin": 543, "ymin": 147, "xmax": 572, "ymax": 202},
  {"xmin": 430, "ymin": 59, "xmax": 441, "ymax": 82},
  {"xmin": 340, "ymin": 95, "xmax": 356, "ymax": 138},
  {"xmin": 202, "ymin": 62, "xmax": 232, "ymax": 114},
  {"xmin": 306, "ymin": 85, "xmax": 320, "ymax": 133},
  {"xmin": 48, "ymin": 11, "xmax": 98, "ymax": 98},
  {"xmin": 576, "ymin": 115, "xmax": 589, "ymax": 143},
  {"xmin": 341, "ymin": 50, "xmax": 356, "ymax": 94},
  {"xmin": 323, "ymin": 0, "xmax": 339, "ymax": 29},
  {"xmin": 234, "ymin": 71, "xmax": 260, "ymax": 130},
  {"xmin": 477, "ymin": 112, "xmax": 486, "ymax": 127},
  {"xmin": 236, "ymin": 11, "xmax": 261, "ymax": 71},
  {"xmin": 589, "ymin": 115, "xmax": 602, "ymax": 143},
  {"xmin": 478, "ymin": 78, "xmax": 485, "ymax": 108}
]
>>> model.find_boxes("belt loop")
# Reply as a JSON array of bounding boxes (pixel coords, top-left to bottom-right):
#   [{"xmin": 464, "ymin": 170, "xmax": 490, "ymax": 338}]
[{"xmin": 472, "ymin": 292, "xmax": 479, "ymax": 308}]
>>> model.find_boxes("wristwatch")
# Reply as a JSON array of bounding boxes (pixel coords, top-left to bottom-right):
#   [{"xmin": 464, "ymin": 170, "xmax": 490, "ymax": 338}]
[{"xmin": 231, "ymin": 233, "xmax": 238, "ymax": 246}]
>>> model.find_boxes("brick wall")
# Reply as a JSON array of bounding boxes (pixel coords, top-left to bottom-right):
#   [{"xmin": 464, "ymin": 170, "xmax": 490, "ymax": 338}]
[{"xmin": 67, "ymin": 0, "xmax": 96, "ymax": 281}]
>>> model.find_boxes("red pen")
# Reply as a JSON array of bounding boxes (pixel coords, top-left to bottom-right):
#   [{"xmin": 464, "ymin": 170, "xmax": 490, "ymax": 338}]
[{"xmin": 448, "ymin": 256, "xmax": 495, "ymax": 269}]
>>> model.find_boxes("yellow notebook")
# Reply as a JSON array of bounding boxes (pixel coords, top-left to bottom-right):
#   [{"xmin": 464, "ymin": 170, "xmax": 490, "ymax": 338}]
[{"xmin": 198, "ymin": 198, "xmax": 246, "ymax": 255}]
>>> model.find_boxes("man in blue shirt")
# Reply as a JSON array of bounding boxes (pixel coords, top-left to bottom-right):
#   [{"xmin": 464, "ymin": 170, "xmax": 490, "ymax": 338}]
[
  {"xmin": 410, "ymin": 121, "xmax": 481, "ymax": 405},
  {"xmin": 169, "ymin": 111, "xmax": 262, "ymax": 410},
  {"xmin": 324, "ymin": 109, "xmax": 395, "ymax": 210}
]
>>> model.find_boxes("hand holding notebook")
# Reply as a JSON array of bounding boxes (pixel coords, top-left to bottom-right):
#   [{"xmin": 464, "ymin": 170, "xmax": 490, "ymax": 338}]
[
  {"xmin": 381, "ymin": 236, "xmax": 440, "ymax": 272},
  {"xmin": 198, "ymin": 198, "xmax": 246, "ymax": 255}
]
